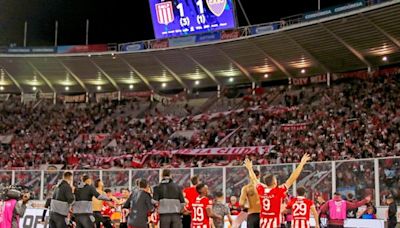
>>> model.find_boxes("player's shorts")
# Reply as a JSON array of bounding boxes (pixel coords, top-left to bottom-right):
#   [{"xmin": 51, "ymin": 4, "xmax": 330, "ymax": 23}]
[
  {"xmin": 260, "ymin": 218, "xmax": 281, "ymax": 228},
  {"xmin": 291, "ymin": 219, "xmax": 310, "ymax": 228}
]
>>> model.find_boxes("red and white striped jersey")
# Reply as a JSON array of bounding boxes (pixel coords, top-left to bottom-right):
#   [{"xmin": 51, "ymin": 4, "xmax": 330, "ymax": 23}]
[
  {"xmin": 291, "ymin": 219, "xmax": 310, "ymax": 228},
  {"xmin": 260, "ymin": 217, "xmax": 281, "ymax": 228},
  {"xmin": 256, "ymin": 184, "xmax": 288, "ymax": 228},
  {"xmin": 286, "ymin": 197, "xmax": 314, "ymax": 228},
  {"xmin": 189, "ymin": 196, "xmax": 213, "ymax": 228}
]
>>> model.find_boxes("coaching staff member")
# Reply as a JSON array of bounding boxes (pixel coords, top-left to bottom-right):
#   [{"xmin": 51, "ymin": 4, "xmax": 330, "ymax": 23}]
[
  {"xmin": 73, "ymin": 175, "xmax": 110, "ymax": 228},
  {"xmin": 153, "ymin": 169, "xmax": 185, "ymax": 228},
  {"xmin": 49, "ymin": 171, "xmax": 75, "ymax": 228}
]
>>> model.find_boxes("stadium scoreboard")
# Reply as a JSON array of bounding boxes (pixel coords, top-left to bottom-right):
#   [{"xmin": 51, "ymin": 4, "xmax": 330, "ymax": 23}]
[{"xmin": 149, "ymin": 0, "xmax": 237, "ymax": 39}]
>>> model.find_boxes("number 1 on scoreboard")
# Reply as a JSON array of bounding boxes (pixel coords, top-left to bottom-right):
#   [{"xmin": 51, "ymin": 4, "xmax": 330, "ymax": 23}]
[
  {"xmin": 177, "ymin": 3, "xmax": 185, "ymax": 17},
  {"xmin": 196, "ymin": 0, "xmax": 205, "ymax": 14},
  {"xmin": 177, "ymin": 0, "xmax": 205, "ymax": 17}
]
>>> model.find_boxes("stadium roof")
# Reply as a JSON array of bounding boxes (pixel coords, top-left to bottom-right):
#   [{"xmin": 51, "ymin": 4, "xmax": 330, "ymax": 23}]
[{"xmin": 0, "ymin": 0, "xmax": 399, "ymax": 94}]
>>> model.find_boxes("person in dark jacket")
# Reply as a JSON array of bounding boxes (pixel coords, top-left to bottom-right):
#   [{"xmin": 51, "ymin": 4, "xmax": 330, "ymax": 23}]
[
  {"xmin": 49, "ymin": 171, "xmax": 75, "ymax": 228},
  {"xmin": 41, "ymin": 186, "xmax": 56, "ymax": 224},
  {"xmin": 123, "ymin": 179, "xmax": 155, "ymax": 228},
  {"xmin": 153, "ymin": 169, "xmax": 185, "ymax": 228},
  {"xmin": 72, "ymin": 175, "xmax": 110, "ymax": 228},
  {"xmin": 386, "ymin": 194, "xmax": 397, "ymax": 228}
]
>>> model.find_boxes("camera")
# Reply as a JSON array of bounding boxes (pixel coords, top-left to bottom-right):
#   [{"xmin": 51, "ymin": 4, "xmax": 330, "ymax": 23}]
[{"xmin": 0, "ymin": 185, "xmax": 31, "ymax": 201}]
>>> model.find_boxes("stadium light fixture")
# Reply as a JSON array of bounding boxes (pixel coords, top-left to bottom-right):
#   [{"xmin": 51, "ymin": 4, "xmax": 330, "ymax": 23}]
[
  {"xmin": 229, "ymin": 77, "xmax": 234, "ymax": 82},
  {"xmin": 162, "ymin": 83, "xmax": 167, "ymax": 88},
  {"xmin": 264, "ymin": 74, "xmax": 269, "ymax": 78},
  {"xmin": 97, "ymin": 86, "xmax": 102, "ymax": 91},
  {"xmin": 301, "ymin": 69, "xmax": 306, "ymax": 74},
  {"xmin": 65, "ymin": 86, "xmax": 70, "ymax": 91},
  {"xmin": 32, "ymin": 86, "xmax": 37, "ymax": 91},
  {"xmin": 129, "ymin": 84, "xmax": 134, "ymax": 90},
  {"xmin": 382, "ymin": 56, "xmax": 388, "ymax": 61},
  {"xmin": 0, "ymin": 86, "xmax": 4, "ymax": 91},
  {"xmin": 195, "ymin": 80, "xmax": 200, "ymax": 85}
]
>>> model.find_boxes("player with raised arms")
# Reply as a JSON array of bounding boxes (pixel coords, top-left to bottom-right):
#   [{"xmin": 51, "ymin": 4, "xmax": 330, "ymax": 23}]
[
  {"xmin": 285, "ymin": 187, "xmax": 319, "ymax": 228},
  {"xmin": 244, "ymin": 154, "xmax": 311, "ymax": 228}
]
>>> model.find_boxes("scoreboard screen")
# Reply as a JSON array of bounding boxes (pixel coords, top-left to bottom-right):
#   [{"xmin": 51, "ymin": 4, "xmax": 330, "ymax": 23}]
[{"xmin": 149, "ymin": 0, "xmax": 237, "ymax": 39}]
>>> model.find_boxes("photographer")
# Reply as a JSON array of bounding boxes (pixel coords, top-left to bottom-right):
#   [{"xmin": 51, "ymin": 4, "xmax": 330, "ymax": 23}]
[
  {"xmin": 0, "ymin": 189, "xmax": 30, "ymax": 228},
  {"xmin": 49, "ymin": 171, "xmax": 75, "ymax": 228}
]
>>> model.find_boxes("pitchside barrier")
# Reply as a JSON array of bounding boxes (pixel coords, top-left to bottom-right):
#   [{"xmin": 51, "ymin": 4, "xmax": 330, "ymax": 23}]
[
  {"xmin": 19, "ymin": 208, "xmax": 386, "ymax": 228},
  {"xmin": 2, "ymin": 157, "xmax": 400, "ymax": 226}
]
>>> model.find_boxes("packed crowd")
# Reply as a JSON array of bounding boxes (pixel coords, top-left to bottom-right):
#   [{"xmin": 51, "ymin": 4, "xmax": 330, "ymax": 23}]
[{"xmin": 0, "ymin": 71, "xmax": 399, "ymax": 171}]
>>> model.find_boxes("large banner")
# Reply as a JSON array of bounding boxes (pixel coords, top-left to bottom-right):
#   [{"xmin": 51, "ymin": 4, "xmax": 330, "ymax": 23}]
[
  {"xmin": 166, "ymin": 146, "xmax": 274, "ymax": 156},
  {"xmin": 75, "ymin": 146, "xmax": 274, "ymax": 168},
  {"xmin": 57, "ymin": 44, "xmax": 108, "ymax": 53}
]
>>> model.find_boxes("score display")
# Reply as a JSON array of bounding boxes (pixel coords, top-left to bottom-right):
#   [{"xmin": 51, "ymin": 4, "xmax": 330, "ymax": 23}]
[{"xmin": 149, "ymin": 0, "xmax": 237, "ymax": 39}]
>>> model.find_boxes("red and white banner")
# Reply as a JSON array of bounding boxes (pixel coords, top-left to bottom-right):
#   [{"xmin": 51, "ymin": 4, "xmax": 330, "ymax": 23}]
[
  {"xmin": 74, "ymin": 146, "xmax": 274, "ymax": 168},
  {"xmin": 95, "ymin": 91, "xmax": 119, "ymax": 102},
  {"xmin": 153, "ymin": 91, "xmax": 186, "ymax": 104},
  {"xmin": 122, "ymin": 91, "xmax": 152, "ymax": 99},
  {"xmin": 148, "ymin": 146, "xmax": 274, "ymax": 156},
  {"xmin": 128, "ymin": 105, "xmax": 299, "ymax": 125},
  {"xmin": 150, "ymin": 39, "xmax": 169, "ymax": 49},
  {"xmin": 333, "ymin": 70, "xmax": 368, "ymax": 81},
  {"xmin": 292, "ymin": 74, "xmax": 327, "ymax": 86},
  {"xmin": 190, "ymin": 105, "xmax": 298, "ymax": 122},
  {"xmin": 59, "ymin": 94, "xmax": 86, "ymax": 103},
  {"xmin": 221, "ymin": 30, "xmax": 241, "ymax": 40},
  {"xmin": 281, "ymin": 123, "xmax": 310, "ymax": 131}
]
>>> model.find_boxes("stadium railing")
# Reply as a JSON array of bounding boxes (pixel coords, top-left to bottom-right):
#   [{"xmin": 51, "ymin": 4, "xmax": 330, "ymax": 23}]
[{"xmin": 2, "ymin": 156, "xmax": 399, "ymax": 207}]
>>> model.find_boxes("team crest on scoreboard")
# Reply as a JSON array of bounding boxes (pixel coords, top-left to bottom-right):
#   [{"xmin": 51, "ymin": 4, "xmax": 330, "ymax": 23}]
[
  {"xmin": 156, "ymin": 2, "xmax": 175, "ymax": 25},
  {"xmin": 206, "ymin": 0, "xmax": 227, "ymax": 17}
]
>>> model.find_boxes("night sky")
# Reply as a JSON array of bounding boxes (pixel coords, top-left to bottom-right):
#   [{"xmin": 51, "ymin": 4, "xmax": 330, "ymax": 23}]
[{"xmin": 0, "ymin": 0, "xmax": 350, "ymax": 46}]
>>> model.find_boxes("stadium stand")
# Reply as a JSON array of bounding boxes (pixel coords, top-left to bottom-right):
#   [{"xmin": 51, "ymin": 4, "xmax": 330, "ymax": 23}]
[{"xmin": 0, "ymin": 67, "xmax": 399, "ymax": 171}]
